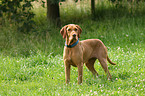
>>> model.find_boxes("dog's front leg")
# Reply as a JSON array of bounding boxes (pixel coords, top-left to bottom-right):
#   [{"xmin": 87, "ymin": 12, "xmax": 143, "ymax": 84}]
[
  {"xmin": 78, "ymin": 63, "xmax": 83, "ymax": 84},
  {"xmin": 64, "ymin": 60, "xmax": 71, "ymax": 84}
]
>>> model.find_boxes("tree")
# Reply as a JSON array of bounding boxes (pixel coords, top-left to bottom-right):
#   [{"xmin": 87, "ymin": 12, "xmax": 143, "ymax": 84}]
[
  {"xmin": 47, "ymin": 0, "xmax": 60, "ymax": 25},
  {"xmin": 0, "ymin": 0, "xmax": 37, "ymax": 32},
  {"xmin": 91, "ymin": 0, "xmax": 95, "ymax": 19}
]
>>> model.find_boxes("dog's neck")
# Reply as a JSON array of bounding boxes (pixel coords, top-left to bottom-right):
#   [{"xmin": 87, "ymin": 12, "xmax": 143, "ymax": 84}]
[{"xmin": 65, "ymin": 38, "xmax": 79, "ymax": 48}]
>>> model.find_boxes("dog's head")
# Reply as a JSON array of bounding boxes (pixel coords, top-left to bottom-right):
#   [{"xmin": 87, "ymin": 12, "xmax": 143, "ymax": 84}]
[{"xmin": 60, "ymin": 24, "xmax": 82, "ymax": 45}]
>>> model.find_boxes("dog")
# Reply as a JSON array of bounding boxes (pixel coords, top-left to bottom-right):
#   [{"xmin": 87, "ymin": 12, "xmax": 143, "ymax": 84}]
[{"xmin": 60, "ymin": 24, "xmax": 116, "ymax": 84}]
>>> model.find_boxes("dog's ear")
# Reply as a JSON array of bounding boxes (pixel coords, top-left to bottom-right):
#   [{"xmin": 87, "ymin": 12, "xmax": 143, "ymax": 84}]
[
  {"xmin": 60, "ymin": 25, "xmax": 68, "ymax": 39},
  {"xmin": 76, "ymin": 25, "xmax": 82, "ymax": 38}
]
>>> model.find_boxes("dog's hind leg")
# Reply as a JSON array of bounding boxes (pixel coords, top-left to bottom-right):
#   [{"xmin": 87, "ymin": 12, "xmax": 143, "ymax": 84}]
[
  {"xmin": 98, "ymin": 58, "xmax": 112, "ymax": 80},
  {"xmin": 85, "ymin": 58, "xmax": 99, "ymax": 77}
]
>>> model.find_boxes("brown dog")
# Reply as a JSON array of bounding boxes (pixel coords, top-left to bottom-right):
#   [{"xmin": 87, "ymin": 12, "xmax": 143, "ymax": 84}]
[{"xmin": 60, "ymin": 24, "xmax": 116, "ymax": 84}]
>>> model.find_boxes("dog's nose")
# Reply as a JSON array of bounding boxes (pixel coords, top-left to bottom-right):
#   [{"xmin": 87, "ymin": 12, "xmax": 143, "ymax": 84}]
[{"xmin": 73, "ymin": 34, "xmax": 76, "ymax": 37}]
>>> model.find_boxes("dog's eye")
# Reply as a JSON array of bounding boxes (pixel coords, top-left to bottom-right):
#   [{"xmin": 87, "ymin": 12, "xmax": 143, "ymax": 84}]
[
  {"xmin": 68, "ymin": 29, "xmax": 71, "ymax": 31},
  {"xmin": 74, "ymin": 28, "xmax": 77, "ymax": 31}
]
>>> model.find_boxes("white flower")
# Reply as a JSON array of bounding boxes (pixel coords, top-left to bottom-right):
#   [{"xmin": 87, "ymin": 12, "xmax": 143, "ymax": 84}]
[
  {"xmin": 94, "ymin": 91, "xmax": 97, "ymax": 95},
  {"xmin": 90, "ymin": 90, "xmax": 92, "ymax": 92}
]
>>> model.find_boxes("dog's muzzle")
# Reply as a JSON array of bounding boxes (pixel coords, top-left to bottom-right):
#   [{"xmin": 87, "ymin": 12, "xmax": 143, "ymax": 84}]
[{"xmin": 73, "ymin": 34, "xmax": 76, "ymax": 38}]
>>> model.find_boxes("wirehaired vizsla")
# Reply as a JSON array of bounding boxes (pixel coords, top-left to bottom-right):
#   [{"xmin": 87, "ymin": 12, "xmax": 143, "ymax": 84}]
[{"xmin": 60, "ymin": 24, "xmax": 116, "ymax": 84}]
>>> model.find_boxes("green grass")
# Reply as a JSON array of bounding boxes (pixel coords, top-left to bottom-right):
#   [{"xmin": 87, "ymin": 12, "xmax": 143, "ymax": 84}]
[{"xmin": 0, "ymin": 0, "xmax": 145, "ymax": 95}]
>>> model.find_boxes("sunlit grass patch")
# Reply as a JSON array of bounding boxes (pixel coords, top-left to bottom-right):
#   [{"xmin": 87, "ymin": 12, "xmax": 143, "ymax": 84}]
[{"xmin": 60, "ymin": 0, "xmax": 91, "ymax": 23}]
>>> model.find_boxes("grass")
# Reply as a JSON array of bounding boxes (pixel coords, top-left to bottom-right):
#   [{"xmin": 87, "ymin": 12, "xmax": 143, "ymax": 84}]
[{"xmin": 0, "ymin": 0, "xmax": 145, "ymax": 95}]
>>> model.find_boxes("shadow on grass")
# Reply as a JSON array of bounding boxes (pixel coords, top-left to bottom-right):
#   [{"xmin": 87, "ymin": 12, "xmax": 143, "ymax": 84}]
[
  {"xmin": 117, "ymin": 72, "xmax": 131, "ymax": 80},
  {"xmin": 85, "ymin": 71, "xmax": 131, "ymax": 85},
  {"xmin": 84, "ymin": 75, "xmax": 112, "ymax": 85}
]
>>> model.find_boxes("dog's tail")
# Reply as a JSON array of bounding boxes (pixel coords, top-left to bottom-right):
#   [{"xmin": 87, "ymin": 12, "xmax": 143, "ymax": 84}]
[{"xmin": 107, "ymin": 56, "xmax": 116, "ymax": 65}]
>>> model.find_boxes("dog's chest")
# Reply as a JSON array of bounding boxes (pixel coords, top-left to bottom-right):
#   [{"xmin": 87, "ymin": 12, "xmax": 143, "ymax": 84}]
[
  {"xmin": 63, "ymin": 49, "xmax": 75, "ymax": 66},
  {"xmin": 63, "ymin": 48, "xmax": 72, "ymax": 61},
  {"xmin": 63, "ymin": 47, "xmax": 83, "ymax": 66}
]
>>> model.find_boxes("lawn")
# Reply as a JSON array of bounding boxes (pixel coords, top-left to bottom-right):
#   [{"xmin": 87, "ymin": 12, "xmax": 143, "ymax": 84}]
[{"xmin": 0, "ymin": 0, "xmax": 145, "ymax": 95}]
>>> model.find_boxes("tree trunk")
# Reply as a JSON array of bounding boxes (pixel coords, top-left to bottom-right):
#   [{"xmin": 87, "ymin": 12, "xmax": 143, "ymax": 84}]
[
  {"xmin": 47, "ymin": 0, "xmax": 60, "ymax": 25},
  {"xmin": 91, "ymin": 0, "xmax": 95, "ymax": 19}
]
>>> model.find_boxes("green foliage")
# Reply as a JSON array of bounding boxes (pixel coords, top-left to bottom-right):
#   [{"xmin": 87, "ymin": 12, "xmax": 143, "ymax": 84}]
[{"xmin": 0, "ymin": 0, "xmax": 45, "ymax": 32}]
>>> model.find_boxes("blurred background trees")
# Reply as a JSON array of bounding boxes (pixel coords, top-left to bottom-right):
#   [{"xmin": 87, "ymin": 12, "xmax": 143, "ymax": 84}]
[
  {"xmin": 0, "ymin": 0, "xmax": 96, "ymax": 31},
  {"xmin": 0, "ymin": 0, "xmax": 144, "ymax": 32}
]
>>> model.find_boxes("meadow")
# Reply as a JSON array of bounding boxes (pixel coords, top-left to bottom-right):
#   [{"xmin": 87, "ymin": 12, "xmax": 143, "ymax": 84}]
[{"xmin": 0, "ymin": 0, "xmax": 145, "ymax": 95}]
